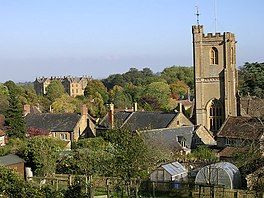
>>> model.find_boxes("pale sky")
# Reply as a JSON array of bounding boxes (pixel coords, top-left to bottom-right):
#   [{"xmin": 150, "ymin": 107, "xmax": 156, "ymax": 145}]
[{"xmin": 0, "ymin": 0, "xmax": 263, "ymax": 82}]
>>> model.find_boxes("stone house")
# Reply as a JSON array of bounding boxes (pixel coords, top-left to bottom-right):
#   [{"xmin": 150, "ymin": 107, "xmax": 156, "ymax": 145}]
[
  {"xmin": 97, "ymin": 103, "xmax": 193, "ymax": 136},
  {"xmin": 217, "ymin": 116, "xmax": 264, "ymax": 158},
  {"xmin": 0, "ymin": 154, "xmax": 25, "ymax": 177},
  {"xmin": 34, "ymin": 76, "xmax": 91, "ymax": 97},
  {"xmin": 25, "ymin": 105, "xmax": 93, "ymax": 147},
  {"xmin": 142, "ymin": 125, "xmax": 216, "ymax": 155}
]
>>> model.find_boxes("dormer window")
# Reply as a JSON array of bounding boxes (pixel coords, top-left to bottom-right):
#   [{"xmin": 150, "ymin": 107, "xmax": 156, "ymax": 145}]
[
  {"xmin": 177, "ymin": 136, "xmax": 186, "ymax": 148},
  {"xmin": 210, "ymin": 47, "xmax": 218, "ymax": 65}
]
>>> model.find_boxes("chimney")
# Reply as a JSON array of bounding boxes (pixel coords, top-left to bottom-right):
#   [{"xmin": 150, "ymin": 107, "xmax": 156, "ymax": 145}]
[
  {"xmin": 109, "ymin": 103, "xmax": 114, "ymax": 129},
  {"xmin": 179, "ymin": 103, "xmax": 183, "ymax": 113},
  {"xmin": 23, "ymin": 104, "xmax": 30, "ymax": 116},
  {"xmin": 134, "ymin": 102, "xmax": 138, "ymax": 112},
  {"xmin": 80, "ymin": 105, "xmax": 88, "ymax": 118}
]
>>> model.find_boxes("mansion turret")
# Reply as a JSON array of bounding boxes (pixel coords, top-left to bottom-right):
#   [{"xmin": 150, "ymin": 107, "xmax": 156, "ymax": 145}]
[
  {"xmin": 192, "ymin": 25, "xmax": 239, "ymax": 134},
  {"xmin": 34, "ymin": 76, "xmax": 91, "ymax": 97}
]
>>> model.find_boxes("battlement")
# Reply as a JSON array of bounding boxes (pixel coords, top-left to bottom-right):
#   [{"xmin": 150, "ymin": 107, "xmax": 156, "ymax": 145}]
[{"xmin": 203, "ymin": 32, "xmax": 223, "ymax": 38}]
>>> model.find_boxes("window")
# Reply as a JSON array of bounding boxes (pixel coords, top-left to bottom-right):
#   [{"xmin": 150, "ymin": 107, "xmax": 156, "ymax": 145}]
[
  {"xmin": 72, "ymin": 89, "xmax": 74, "ymax": 94},
  {"xmin": 76, "ymin": 89, "xmax": 78, "ymax": 93},
  {"xmin": 60, "ymin": 134, "xmax": 67, "ymax": 140},
  {"xmin": 177, "ymin": 136, "xmax": 186, "ymax": 148},
  {"xmin": 210, "ymin": 47, "xmax": 218, "ymax": 65},
  {"xmin": 209, "ymin": 99, "xmax": 223, "ymax": 132}
]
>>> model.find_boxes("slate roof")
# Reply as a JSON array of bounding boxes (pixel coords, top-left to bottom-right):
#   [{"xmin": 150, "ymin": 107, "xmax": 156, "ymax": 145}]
[
  {"xmin": 142, "ymin": 126, "xmax": 194, "ymax": 150},
  {"xmin": 25, "ymin": 113, "xmax": 81, "ymax": 132},
  {"xmin": 217, "ymin": 116, "xmax": 264, "ymax": 140},
  {"xmin": 99, "ymin": 111, "xmax": 179, "ymax": 131},
  {"xmin": 0, "ymin": 154, "xmax": 25, "ymax": 166},
  {"xmin": 99, "ymin": 111, "xmax": 132, "ymax": 128},
  {"xmin": 124, "ymin": 111, "xmax": 178, "ymax": 131}
]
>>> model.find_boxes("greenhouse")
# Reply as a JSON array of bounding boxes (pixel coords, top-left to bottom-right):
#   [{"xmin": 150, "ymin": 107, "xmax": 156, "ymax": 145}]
[
  {"xmin": 150, "ymin": 161, "xmax": 188, "ymax": 182},
  {"xmin": 195, "ymin": 162, "xmax": 241, "ymax": 189}
]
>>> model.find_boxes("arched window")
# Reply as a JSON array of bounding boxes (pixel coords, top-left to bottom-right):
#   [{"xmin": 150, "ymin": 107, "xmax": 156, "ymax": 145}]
[
  {"xmin": 210, "ymin": 47, "xmax": 218, "ymax": 65},
  {"xmin": 209, "ymin": 99, "xmax": 223, "ymax": 132}
]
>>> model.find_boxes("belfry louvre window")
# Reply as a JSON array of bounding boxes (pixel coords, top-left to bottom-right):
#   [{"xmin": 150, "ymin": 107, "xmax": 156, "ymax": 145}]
[
  {"xmin": 209, "ymin": 100, "xmax": 223, "ymax": 132},
  {"xmin": 210, "ymin": 47, "xmax": 218, "ymax": 65}
]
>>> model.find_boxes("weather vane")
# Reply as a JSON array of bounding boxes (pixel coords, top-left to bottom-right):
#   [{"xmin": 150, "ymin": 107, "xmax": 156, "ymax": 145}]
[{"xmin": 195, "ymin": 6, "xmax": 200, "ymax": 25}]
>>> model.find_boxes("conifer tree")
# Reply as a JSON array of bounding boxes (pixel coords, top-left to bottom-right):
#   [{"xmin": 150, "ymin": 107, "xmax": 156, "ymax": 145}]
[{"xmin": 5, "ymin": 89, "xmax": 26, "ymax": 138}]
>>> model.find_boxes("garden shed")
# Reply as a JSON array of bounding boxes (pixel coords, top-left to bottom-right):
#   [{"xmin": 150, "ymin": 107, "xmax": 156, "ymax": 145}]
[
  {"xmin": 150, "ymin": 161, "xmax": 188, "ymax": 182},
  {"xmin": 195, "ymin": 162, "xmax": 241, "ymax": 189}
]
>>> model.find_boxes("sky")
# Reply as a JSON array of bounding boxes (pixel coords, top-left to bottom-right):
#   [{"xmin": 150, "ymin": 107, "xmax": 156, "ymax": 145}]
[{"xmin": 0, "ymin": 0, "xmax": 263, "ymax": 82}]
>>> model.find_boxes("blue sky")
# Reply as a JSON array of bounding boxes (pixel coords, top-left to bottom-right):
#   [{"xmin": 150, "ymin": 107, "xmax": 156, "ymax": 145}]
[{"xmin": 0, "ymin": 0, "xmax": 263, "ymax": 82}]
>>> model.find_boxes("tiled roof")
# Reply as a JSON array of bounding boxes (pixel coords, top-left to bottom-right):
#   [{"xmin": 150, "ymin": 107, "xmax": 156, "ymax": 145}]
[
  {"xmin": 25, "ymin": 113, "xmax": 81, "ymax": 132},
  {"xmin": 217, "ymin": 116, "xmax": 264, "ymax": 140},
  {"xmin": 218, "ymin": 147, "xmax": 246, "ymax": 158},
  {"xmin": 240, "ymin": 96, "xmax": 264, "ymax": 118},
  {"xmin": 0, "ymin": 154, "xmax": 25, "ymax": 166},
  {"xmin": 142, "ymin": 126, "xmax": 194, "ymax": 150}
]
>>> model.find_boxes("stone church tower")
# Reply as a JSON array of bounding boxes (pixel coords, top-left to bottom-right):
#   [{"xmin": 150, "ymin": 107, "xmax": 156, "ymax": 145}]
[{"xmin": 192, "ymin": 25, "xmax": 238, "ymax": 133}]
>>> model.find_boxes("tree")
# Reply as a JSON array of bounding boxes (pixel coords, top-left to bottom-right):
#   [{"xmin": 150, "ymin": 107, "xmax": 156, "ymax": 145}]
[
  {"xmin": 57, "ymin": 137, "xmax": 114, "ymax": 176},
  {"xmin": 84, "ymin": 79, "xmax": 109, "ymax": 103},
  {"xmin": 239, "ymin": 62, "xmax": 264, "ymax": 98},
  {"xmin": 103, "ymin": 128, "xmax": 162, "ymax": 181},
  {"xmin": 46, "ymin": 80, "xmax": 65, "ymax": 102},
  {"xmin": 109, "ymin": 85, "xmax": 132, "ymax": 109},
  {"xmin": 5, "ymin": 89, "xmax": 26, "ymax": 138},
  {"xmin": 141, "ymin": 82, "xmax": 171, "ymax": 110},
  {"xmin": 52, "ymin": 94, "xmax": 77, "ymax": 113},
  {"xmin": 23, "ymin": 136, "xmax": 65, "ymax": 176},
  {"xmin": 161, "ymin": 66, "xmax": 194, "ymax": 89},
  {"xmin": 170, "ymin": 80, "xmax": 190, "ymax": 99}
]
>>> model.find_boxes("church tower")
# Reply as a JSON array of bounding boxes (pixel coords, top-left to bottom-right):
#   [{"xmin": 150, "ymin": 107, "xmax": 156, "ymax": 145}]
[{"xmin": 192, "ymin": 25, "xmax": 238, "ymax": 134}]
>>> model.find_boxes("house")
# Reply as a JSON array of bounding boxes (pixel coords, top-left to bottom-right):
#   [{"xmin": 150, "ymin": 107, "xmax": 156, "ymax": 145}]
[
  {"xmin": 25, "ymin": 105, "xmax": 90, "ymax": 147},
  {"xmin": 217, "ymin": 116, "xmax": 263, "ymax": 148},
  {"xmin": 150, "ymin": 161, "xmax": 188, "ymax": 183},
  {"xmin": 97, "ymin": 103, "xmax": 193, "ymax": 135},
  {"xmin": 217, "ymin": 116, "xmax": 264, "ymax": 159},
  {"xmin": 142, "ymin": 126, "xmax": 216, "ymax": 155},
  {"xmin": 0, "ymin": 154, "xmax": 25, "ymax": 177},
  {"xmin": 34, "ymin": 76, "xmax": 91, "ymax": 97}
]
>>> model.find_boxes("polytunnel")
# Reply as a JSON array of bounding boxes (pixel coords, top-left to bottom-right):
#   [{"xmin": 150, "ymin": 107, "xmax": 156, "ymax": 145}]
[{"xmin": 195, "ymin": 162, "xmax": 241, "ymax": 189}]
